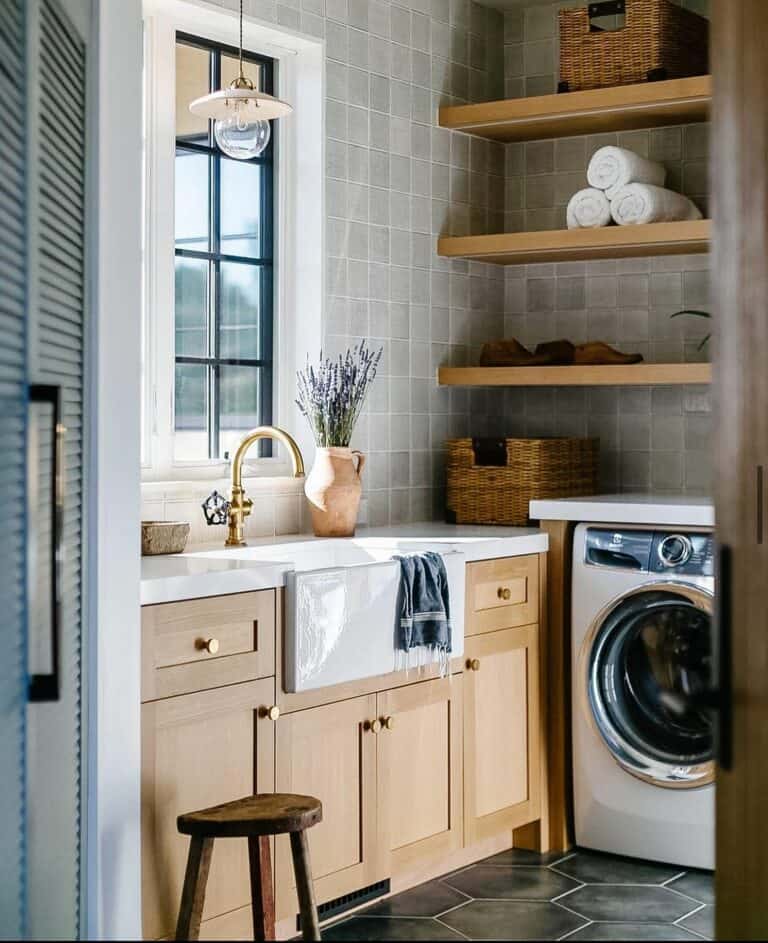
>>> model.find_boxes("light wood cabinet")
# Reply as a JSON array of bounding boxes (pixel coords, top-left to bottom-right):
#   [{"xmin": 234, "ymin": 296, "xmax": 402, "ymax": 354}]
[
  {"xmin": 463, "ymin": 624, "xmax": 541, "ymax": 844},
  {"xmin": 141, "ymin": 551, "xmax": 545, "ymax": 939},
  {"xmin": 275, "ymin": 675, "xmax": 464, "ymax": 923},
  {"xmin": 141, "ymin": 591, "xmax": 276, "ymax": 702},
  {"xmin": 466, "ymin": 556, "xmax": 539, "ymax": 636},
  {"xmin": 274, "ymin": 694, "xmax": 380, "ymax": 921},
  {"xmin": 377, "ymin": 675, "xmax": 463, "ymax": 876},
  {"xmin": 141, "ymin": 677, "xmax": 276, "ymax": 940}
]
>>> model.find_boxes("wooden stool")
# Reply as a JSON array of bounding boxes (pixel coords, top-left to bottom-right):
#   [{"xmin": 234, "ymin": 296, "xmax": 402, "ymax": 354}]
[{"xmin": 175, "ymin": 793, "xmax": 323, "ymax": 942}]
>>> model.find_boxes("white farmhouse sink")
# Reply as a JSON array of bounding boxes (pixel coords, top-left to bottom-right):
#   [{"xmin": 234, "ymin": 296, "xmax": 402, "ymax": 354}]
[{"xmin": 193, "ymin": 539, "xmax": 465, "ymax": 692}]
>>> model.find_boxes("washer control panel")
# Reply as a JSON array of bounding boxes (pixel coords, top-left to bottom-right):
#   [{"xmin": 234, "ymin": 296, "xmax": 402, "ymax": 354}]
[{"xmin": 585, "ymin": 528, "xmax": 714, "ymax": 576}]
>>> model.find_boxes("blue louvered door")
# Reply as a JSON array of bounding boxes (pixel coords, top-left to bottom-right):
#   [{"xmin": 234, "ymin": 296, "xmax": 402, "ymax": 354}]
[
  {"xmin": 0, "ymin": 0, "xmax": 32, "ymax": 934},
  {"xmin": 0, "ymin": 0, "xmax": 89, "ymax": 938}
]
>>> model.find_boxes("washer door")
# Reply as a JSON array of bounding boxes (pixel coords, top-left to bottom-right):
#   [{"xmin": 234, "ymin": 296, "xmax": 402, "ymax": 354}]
[{"xmin": 584, "ymin": 583, "xmax": 714, "ymax": 788}]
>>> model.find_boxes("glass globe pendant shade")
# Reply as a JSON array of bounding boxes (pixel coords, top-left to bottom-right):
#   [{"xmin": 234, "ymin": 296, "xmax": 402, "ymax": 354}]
[
  {"xmin": 187, "ymin": 0, "xmax": 291, "ymax": 158},
  {"xmin": 214, "ymin": 108, "xmax": 271, "ymax": 160}
]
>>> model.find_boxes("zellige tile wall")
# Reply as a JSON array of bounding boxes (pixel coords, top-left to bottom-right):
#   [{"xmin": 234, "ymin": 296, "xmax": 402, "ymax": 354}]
[
  {"xmin": 493, "ymin": 0, "xmax": 713, "ymax": 496},
  {"xmin": 145, "ymin": 0, "xmax": 714, "ymax": 541},
  {"xmin": 281, "ymin": 0, "xmax": 510, "ymax": 524}
]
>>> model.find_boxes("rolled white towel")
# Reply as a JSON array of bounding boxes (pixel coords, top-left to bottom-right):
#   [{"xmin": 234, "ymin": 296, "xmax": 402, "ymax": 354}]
[
  {"xmin": 610, "ymin": 184, "xmax": 704, "ymax": 226},
  {"xmin": 566, "ymin": 188, "xmax": 612, "ymax": 229},
  {"xmin": 587, "ymin": 146, "xmax": 666, "ymax": 201}
]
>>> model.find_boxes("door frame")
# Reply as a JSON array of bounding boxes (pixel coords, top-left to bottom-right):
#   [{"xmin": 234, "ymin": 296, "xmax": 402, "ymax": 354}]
[
  {"xmin": 712, "ymin": 1, "xmax": 768, "ymax": 938},
  {"xmin": 84, "ymin": 0, "xmax": 144, "ymax": 938}
]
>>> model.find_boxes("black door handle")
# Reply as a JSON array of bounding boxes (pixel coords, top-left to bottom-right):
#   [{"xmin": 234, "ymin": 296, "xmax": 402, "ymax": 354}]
[
  {"xmin": 28, "ymin": 384, "xmax": 64, "ymax": 703},
  {"xmin": 658, "ymin": 543, "xmax": 732, "ymax": 770}
]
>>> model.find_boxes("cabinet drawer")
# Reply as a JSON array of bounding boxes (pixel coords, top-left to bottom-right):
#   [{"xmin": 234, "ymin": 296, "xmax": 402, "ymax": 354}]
[
  {"xmin": 141, "ymin": 591, "xmax": 276, "ymax": 701},
  {"xmin": 466, "ymin": 555, "xmax": 539, "ymax": 635}
]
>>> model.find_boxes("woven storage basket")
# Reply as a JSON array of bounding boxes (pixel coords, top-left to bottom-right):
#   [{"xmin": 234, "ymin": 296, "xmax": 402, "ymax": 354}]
[
  {"xmin": 446, "ymin": 437, "xmax": 599, "ymax": 526},
  {"xmin": 558, "ymin": 0, "xmax": 709, "ymax": 93}
]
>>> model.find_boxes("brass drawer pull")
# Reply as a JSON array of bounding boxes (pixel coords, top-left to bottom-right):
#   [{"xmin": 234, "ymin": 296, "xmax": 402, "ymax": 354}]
[
  {"xmin": 365, "ymin": 719, "xmax": 382, "ymax": 734},
  {"xmin": 383, "ymin": 715, "xmax": 395, "ymax": 730},
  {"xmin": 497, "ymin": 586, "xmax": 512, "ymax": 601},
  {"xmin": 196, "ymin": 637, "xmax": 220, "ymax": 655},
  {"xmin": 467, "ymin": 658, "xmax": 481, "ymax": 672},
  {"xmin": 259, "ymin": 705, "xmax": 280, "ymax": 721}
]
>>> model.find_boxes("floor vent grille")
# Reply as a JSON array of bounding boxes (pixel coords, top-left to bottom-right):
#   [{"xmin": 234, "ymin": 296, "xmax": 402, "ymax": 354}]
[{"xmin": 296, "ymin": 878, "xmax": 390, "ymax": 931}]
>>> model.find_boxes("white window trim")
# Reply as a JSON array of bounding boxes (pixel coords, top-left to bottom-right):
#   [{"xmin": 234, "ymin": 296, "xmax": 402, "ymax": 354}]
[{"xmin": 142, "ymin": 0, "xmax": 323, "ymax": 483}]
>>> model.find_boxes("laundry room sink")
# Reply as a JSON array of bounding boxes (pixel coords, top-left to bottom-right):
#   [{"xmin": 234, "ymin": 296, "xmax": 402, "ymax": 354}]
[{"xmin": 192, "ymin": 539, "xmax": 465, "ymax": 692}]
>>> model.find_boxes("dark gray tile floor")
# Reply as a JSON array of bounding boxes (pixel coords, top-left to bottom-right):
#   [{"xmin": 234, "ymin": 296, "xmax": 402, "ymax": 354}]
[{"xmin": 320, "ymin": 849, "xmax": 714, "ymax": 941}]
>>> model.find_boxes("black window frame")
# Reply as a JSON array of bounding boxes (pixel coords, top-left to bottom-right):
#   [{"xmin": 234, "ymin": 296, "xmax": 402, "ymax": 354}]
[{"xmin": 174, "ymin": 31, "xmax": 275, "ymax": 460}]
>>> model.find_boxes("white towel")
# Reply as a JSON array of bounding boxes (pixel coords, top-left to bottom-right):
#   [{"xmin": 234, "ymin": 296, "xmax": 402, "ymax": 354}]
[
  {"xmin": 610, "ymin": 184, "xmax": 704, "ymax": 226},
  {"xmin": 566, "ymin": 188, "xmax": 612, "ymax": 229},
  {"xmin": 587, "ymin": 146, "xmax": 666, "ymax": 201}
]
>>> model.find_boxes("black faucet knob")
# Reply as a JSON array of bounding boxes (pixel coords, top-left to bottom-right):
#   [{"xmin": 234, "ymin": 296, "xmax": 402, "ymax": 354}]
[{"xmin": 202, "ymin": 490, "xmax": 230, "ymax": 526}]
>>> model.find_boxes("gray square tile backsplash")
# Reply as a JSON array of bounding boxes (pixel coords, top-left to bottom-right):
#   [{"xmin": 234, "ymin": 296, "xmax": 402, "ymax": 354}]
[{"xmin": 220, "ymin": 0, "xmax": 713, "ymax": 531}]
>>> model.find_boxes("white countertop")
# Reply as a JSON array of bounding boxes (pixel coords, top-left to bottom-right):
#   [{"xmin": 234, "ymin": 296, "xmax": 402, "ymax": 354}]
[
  {"xmin": 530, "ymin": 494, "xmax": 714, "ymax": 528},
  {"xmin": 140, "ymin": 523, "xmax": 548, "ymax": 606}
]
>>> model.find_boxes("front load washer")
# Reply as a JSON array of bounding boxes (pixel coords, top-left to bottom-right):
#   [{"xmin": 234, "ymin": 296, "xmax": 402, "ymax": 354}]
[{"xmin": 572, "ymin": 523, "xmax": 715, "ymax": 869}]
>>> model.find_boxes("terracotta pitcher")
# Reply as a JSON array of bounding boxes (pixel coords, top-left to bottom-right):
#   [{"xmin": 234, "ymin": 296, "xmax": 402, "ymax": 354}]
[{"xmin": 304, "ymin": 447, "xmax": 366, "ymax": 537}]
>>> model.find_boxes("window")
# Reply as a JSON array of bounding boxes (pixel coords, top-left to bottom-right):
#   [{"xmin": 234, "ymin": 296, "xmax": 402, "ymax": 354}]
[
  {"xmin": 174, "ymin": 34, "xmax": 274, "ymax": 461},
  {"xmin": 142, "ymin": 3, "xmax": 323, "ymax": 483}
]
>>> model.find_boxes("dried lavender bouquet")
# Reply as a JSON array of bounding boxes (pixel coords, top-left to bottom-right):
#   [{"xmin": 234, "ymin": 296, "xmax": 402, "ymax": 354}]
[{"xmin": 296, "ymin": 341, "xmax": 383, "ymax": 447}]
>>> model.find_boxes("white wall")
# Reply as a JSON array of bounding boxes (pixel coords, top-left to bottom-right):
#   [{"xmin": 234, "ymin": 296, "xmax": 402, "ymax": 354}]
[{"xmin": 87, "ymin": 0, "xmax": 144, "ymax": 937}]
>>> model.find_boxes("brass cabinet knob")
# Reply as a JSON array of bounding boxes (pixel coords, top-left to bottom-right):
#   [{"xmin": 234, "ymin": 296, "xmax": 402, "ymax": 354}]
[
  {"xmin": 366, "ymin": 719, "xmax": 382, "ymax": 734},
  {"xmin": 383, "ymin": 715, "xmax": 395, "ymax": 730},
  {"xmin": 497, "ymin": 586, "xmax": 512, "ymax": 601},
  {"xmin": 467, "ymin": 658, "xmax": 481, "ymax": 672},
  {"xmin": 259, "ymin": 705, "xmax": 280, "ymax": 721},
  {"xmin": 197, "ymin": 637, "xmax": 220, "ymax": 654}
]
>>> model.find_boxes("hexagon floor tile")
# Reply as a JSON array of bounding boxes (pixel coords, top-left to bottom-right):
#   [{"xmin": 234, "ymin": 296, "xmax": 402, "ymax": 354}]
[
  {"xmin": 553, "ymin": 850, "xmax": 684, "ymax": 886},
  {"xmin": 444, "ymin": 864, "xmax": 581, "ymax": 901},
  {"xmin": 668, "ymin": 869, "xmax": 715, "ymax": 906},
  {"xmin": 560, "ymin": 884, "xmax": 701, "ymax": 923},
  {"xmin": 566, "ymin": 921, "xmax": 704, "ymax": 940},
  {"xmin": 439, "ymin": 899, "xmax": 587, "ymax": 941},
  {"xmin": 315, "ymin": 848, "xmax": 714, "ymax": 941}
]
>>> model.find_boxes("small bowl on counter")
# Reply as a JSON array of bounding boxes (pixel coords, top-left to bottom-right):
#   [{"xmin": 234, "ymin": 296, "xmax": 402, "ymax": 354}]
[{"xmin": 141, "ymin": 521, "xmax": 190, "ymax": 556}]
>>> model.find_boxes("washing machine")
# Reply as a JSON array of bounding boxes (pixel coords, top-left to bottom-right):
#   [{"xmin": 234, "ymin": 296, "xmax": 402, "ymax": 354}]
[{"xmin": 572, "ymin": 523, "xmax": 715, "ymax": 870}]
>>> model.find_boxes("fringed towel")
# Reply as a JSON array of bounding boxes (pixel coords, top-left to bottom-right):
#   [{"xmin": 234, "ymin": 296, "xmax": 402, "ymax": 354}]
[
  {"xmin": 610, "ymin": 184, "xmax": 703, "ymax": 226},
  {"xmin": 587, "ymin": 145, "xmax": 666, "ymax": 201},
  {"xmin": 394, "ymin": 551, "xmax": 452, "ymax": 675},
  {"xmin": 566, "ymin": 188, "xmax": 612, "ymax": 229}
]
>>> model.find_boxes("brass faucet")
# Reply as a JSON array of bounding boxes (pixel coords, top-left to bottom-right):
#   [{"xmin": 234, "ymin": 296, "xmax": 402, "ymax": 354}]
[{"xmin": 224, "ymin": 426, "xmax": 305, "ymax": 547}]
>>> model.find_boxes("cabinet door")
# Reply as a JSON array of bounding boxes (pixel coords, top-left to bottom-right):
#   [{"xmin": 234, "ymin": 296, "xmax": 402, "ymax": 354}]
[
  {"xmin": 377, "ymin": 676, "xmax": 463, "ymax": 877},
  {"xmin": 275, "ymin": 695, "xmax": 380, "ymax": 921},
  {"xmin": 141, "ymin": 678, "xmax": 276, "ymax": 940},
  {"xmin": 464, "ymin": 625, "xmax": 540, "ymax": 844}
]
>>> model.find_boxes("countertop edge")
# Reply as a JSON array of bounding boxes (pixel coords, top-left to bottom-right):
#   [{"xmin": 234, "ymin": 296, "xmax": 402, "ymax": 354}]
[
  {"xmin": 530, "ymin": 497, "xmax": 714, "ymax": 529},
  {"xmin": 140, "ymin": 529, "xmax": 549, "ymax": 606}
]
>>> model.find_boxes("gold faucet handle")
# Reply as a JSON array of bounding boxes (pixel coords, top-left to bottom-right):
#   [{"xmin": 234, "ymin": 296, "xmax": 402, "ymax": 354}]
[{"xmin": 242, "ymin": 495, "xmax": 253, "ymax": 518}]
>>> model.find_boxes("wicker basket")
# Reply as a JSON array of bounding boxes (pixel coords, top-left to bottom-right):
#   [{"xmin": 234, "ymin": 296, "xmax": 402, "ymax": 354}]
[
  {"xmin": 558, "ymin": 0, "xmax": 709, "ymax": 93},
  {"xmin": 446, "ymin": 437, "xmax": 599, "ymax": 526}
]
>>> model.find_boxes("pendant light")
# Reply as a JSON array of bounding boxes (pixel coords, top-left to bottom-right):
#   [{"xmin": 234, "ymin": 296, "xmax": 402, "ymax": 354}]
[{"xmin": 189, "ymin": 0, "xmax": 292, "ymax": 160}]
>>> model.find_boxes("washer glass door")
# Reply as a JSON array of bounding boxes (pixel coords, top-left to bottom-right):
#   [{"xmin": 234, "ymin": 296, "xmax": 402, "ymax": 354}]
[{"xmin": 586, "ymin": 585, "xmax": 714, "ymax": 787}]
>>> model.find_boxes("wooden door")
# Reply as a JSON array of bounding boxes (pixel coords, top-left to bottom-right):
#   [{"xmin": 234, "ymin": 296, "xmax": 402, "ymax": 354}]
[
  {"xmin": 712, "ymin": 2, "xmax": 768, "ymax": 937},
  {"xmin": 274, "ymin": 694, "xmax": 381, "ymax": 921},
  {"xmin": 377, "ymin": 676, "xmax": 463, "ymax": 877},
  {"xmin": 463, "ymin": 625, "xmax": 541, "ymax": 844},
  {"xmin": 141, "ymin": 678, "xmax": 276, "ymax": 940}
]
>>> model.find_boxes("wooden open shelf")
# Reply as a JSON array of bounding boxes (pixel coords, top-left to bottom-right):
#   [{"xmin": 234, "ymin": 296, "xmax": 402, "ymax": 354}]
[
  {"xmin": 438, "ymin": 363, "xmax": 712, "ymax": 387},
  {"xmin": 438, "ymin": 75, "xmax": 711, "ymax": 142},
  {"xmin": 438, "ymin": 219, "xmax": 710, "ymax": 265}
]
